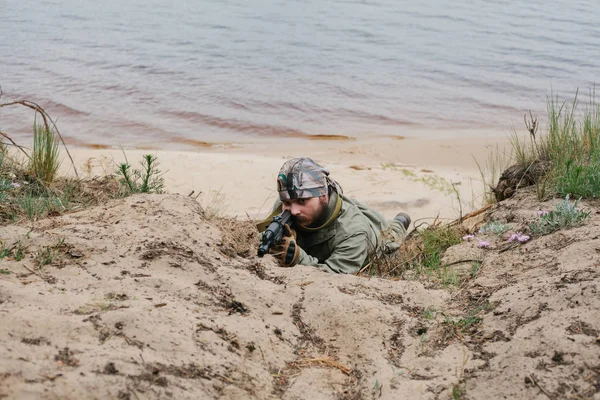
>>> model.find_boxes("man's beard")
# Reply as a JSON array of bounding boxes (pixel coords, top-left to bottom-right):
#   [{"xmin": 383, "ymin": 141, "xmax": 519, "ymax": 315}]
[{"xmin": 301, "ymin": 196, "xmax": 330, "ymax": 227}]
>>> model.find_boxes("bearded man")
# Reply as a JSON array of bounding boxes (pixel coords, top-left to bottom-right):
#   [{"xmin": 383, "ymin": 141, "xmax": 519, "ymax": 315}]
[{"xmin": 257, "ymin": 157, "xmax": 410, "ymax": 274}]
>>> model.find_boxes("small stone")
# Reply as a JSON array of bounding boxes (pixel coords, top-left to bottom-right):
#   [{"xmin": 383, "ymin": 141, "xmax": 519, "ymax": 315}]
[{"xmin": 69, "ymin": 250, "xmax": 84, "ymax": 258}]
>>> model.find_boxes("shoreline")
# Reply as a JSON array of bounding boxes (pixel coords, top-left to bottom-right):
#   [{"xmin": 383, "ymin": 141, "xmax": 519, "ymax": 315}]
[{"xmin": 61, "ymin": 134, "xmax": 512, "ymax": 223}]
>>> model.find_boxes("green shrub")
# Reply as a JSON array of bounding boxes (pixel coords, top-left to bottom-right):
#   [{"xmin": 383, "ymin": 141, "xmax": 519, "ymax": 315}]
[
  {"xmin": 528, "ymin": 195, "xmax": 590, "ymax": 236},
  {"xmin": 478, "ymin": 221, "xmax": 510, "ymax": 236},
  {"xmin": 117, "ymin": 154, "xmax": 165, "ymax": 194}
]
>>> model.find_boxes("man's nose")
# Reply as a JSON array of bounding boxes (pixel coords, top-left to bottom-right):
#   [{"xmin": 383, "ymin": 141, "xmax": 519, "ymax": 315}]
[{"xmin": 287, "ymin": 203, "xmax": 302, "ymax": 216}]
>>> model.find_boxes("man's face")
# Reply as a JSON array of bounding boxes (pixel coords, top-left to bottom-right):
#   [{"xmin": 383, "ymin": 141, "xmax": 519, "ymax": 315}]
[{"xmin": 281, "ymin": 194, "xmax": 328, "ymax": 226}]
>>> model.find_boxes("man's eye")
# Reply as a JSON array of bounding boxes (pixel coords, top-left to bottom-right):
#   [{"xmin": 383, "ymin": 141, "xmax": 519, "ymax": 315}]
[{"xmin": 297, "ymin": 199, "xmax": 306, "ymax": 204}]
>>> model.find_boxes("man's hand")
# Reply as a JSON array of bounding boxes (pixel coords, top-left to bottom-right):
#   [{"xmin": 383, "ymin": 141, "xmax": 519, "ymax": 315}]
[{"xmin": 269, "ymin": 224, "xmax": 300, "ymax": 267}]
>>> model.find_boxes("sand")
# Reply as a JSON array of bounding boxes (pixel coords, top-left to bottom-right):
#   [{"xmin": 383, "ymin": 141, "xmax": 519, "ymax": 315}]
[
  {"xmin": 0, "ymin": 186, "xmax": 598, "ymax": 399},
  {"xmin": 62, "ymin": 134, "xmax": 511, "ymax": 223}
]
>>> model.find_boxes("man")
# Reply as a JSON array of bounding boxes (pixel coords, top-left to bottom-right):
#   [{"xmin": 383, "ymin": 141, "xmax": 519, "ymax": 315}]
[{"xmin": 257, "ymin": 157, "xmax": 410, "ymax": 274}]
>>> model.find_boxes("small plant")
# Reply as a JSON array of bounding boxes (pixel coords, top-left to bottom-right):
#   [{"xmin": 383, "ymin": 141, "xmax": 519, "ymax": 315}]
[
  {"xmin": 0, "ymin": 245, "xmax": 11, "ymax": 261},
  {"xmin": 34, "ymin": 238, "xmax": 65, "ymax": 267},
  {"xmin": 452, "ymin": 384, "xmax": 463, "ymax": 400},
  {"xmin": 29, "ymin": 121, "xmax": 61, "ymax": 184},
  {"xmin": 440, "ymin": 266, "xmax": 459, "ymax": 287},
  {"xmin": 13, "ymin": 241, "xmax": 26, "ymax": 261},
  {"xmin": 35, "ymin": 246, "xmax": 55, "ymax": 267},
  {"xmin": 445, "ymin": 301, "xmax": 489, "ymax": 333},
  {"xmin": 17, "ymin": 195, "xmax": 49, "ymax": 221},
  {"xmin": 117, "ymin": 154, "xmax": 165, "ymax": 194},
  {"xmin": 422, "ymin": 307, "xmax": 437, "ymax": 320},
  {"xmin": 0, "ymin": 177, "xmax": 13, "ymax": 202},
  {"xmin": 372, "ymin": 379, "xmax": 382, "ymax": 399},
  {"xmin": 478, "ymin": 221, "xmax": 510, "ymax": 236},
  {"xmin": 528, "ymin": 195, "xmax": 590, "ymax": 236},
  {"xmin": 470, "ymin": 261, "xmax": 481, "ymax": 279}
]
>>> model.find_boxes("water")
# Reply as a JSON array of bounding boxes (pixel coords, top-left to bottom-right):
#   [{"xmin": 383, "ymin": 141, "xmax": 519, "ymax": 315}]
[{"xmin": 1, "ymin": 0, "xmax": 599, "ymax": 148}]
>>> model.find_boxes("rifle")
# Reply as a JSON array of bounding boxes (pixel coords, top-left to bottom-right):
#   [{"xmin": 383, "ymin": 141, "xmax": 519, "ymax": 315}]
[{"xmin": 257, "ymin": 210, "xmax": 293, "ymax": 257}]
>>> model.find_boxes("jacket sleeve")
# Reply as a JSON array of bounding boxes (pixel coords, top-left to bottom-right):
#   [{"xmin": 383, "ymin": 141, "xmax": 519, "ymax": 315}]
[{"xmin": 296, "ymin": 232, "xmax": 373, "ymax": 274}]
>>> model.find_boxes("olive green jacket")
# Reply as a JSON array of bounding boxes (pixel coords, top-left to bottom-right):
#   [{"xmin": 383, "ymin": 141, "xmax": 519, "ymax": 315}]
[{"xmin": 258, "ymin": 191, "xmax": 406, "ymax": 274}]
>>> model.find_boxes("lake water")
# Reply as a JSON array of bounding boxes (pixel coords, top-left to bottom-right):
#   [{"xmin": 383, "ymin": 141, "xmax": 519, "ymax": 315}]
[{"xmin": 1, "ymin": 0, "xmax": 599, "ymax": 148}]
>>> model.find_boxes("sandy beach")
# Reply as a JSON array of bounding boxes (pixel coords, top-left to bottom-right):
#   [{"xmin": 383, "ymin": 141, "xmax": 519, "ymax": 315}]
[{"xmin": 63, "ymin": 133, "xmax": 511, "ymax": 224}]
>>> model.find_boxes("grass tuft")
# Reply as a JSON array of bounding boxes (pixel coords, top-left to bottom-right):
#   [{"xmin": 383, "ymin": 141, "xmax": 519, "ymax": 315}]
[
  {"xmin": 479, "ymin": 87, "xmax": 600, "ymax": 203},
  {"xmin": 29, "ymin": 121, "xmax": 61, "ymax": 184},
  {"xmin": 362, "ymin": 223, "xmax": 464, "ymax": 287}
]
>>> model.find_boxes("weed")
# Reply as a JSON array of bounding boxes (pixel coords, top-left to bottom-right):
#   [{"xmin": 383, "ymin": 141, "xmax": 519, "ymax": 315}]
[
  {"xmin": 202, "ymin": 188, "xmax": 228, "ymax": 220},
  {"xmin": 0, "ymin": 243, "xmax": 11, "ymax": 261},
  {"xmin": 17, "ymin": 195, "xmax": 49, "ymax": 220},
  {"xmin": 422, "ymin": 307, "xmax": 437, "ymax": 320},
  {"xmin": 372, "ymin": 379, "xmax": 382, "ymax": 399},
  {"xmin": 470, "ymin": 261, "xmax": 481, "ymax": 279},
  {"xmin": 117, "ymin": 153, "xmax": 165, "ymax": 194},
  {"xmin": 440, "ymin": 267, "xmax": 460, "ymax": 287},
  {"xmin": 364, "ymin": 223, "xmax": 464, "ymax": 284},
  {"xmin": 400, "ymin": 168, "xmax": 416, "ymax": 177},
  {"xmin": 381, "ymin": 163, "xmax": 453, "ymax": 194},
  {"xmin": 0, "ymin": 269, "xmax": 10, "ymax": 275},
  {"xmin": 528, "ymin": 195, "xmax": 590, "ymax": 236},
  {"xmin": 34, "ymin": 239, "xmax": 64, "ymax": 268},
  {"xmin": 452, "ymin": 384, "xmax": 463, "ymax": 400},
  {"xmin": 13, "ymin": 241, "xmax": 26, "ymax": 261},
  {"xmin": 478, "ymin": 221, "xmax": 510, "ymax": 236},
  {"xmin": 512, "ymin": 89, "xmax": 600, "ymax": 198},
  {"xmin": 478, "ymin": 87, "xmax": 600, "ymax": 202},
  {"xmin": 29, "ymin": 121, "xmax": 61, "ymax": 184},
  {"xmin": 445, "ymin": 301, "xmax": 490, "ymax": 333}
]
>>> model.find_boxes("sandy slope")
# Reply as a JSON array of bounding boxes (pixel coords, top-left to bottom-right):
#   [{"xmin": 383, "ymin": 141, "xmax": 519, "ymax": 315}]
[{"xmin": 0, "ymin": 188, "xmax": 599, "ymax": 399}]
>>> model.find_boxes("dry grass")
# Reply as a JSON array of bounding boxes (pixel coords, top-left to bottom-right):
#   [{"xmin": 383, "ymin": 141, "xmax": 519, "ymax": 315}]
[
  {"xmin": 288, "ymin": 356, "xmax": 352, "ymax": 375},
  {"xmin": 216, "ymin": 216, "xmax": 261, "ymax": 258}
]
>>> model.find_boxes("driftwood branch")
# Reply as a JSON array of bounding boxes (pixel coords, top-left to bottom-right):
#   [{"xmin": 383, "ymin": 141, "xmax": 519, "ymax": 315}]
[
  {"xmin": 0, "ymin": 130, "xmax": 31, "ymax": 160},
  {"xmin": 0, "ymin": 100, "xmax": 78, "ymax": 178}
]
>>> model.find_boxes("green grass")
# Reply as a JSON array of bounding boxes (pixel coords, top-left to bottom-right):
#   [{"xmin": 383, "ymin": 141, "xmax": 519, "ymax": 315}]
[
  {"xmin": 484, "ymin": 88, "xmax": 600, "ymax": 201},
  {"xmin": 474, "ymin": 87, "xmax": 600, "ymax": 204},
  {"xmin": 470, "ymin": 261, "xmax": 481, "ymax": 279},
  {"xmin": 420, "ymin": 227, "xmax": 463, "ymax": 259},
  {"xmin": 404, "ymin": 226, "xmax": 463, "ymax": 285},
  {"xmin": 528, "ymin": 195, "xmax": 590, "ymax": 236},
  {"xmin": 0, "ymin": 244, "xmax": 11, "ymax": 261},
  {"xmin": 361, "ymin": 223, "xmax": 464, "ymax": 285},
  {"xmin": 1, "ymin": 101, "xmax": 144, "ymax": 226},
  {"xmin": 1, "ymin": 142, "xmax": 125, "ymax": 225},
  {"xmin": 13, "ymin": 241, "xmax": 26, "ymax": 261},
  {"xmin": 445, "ymin": 301, "xmax": 490, "ymax": 332},
  {"xmin": 29, "ymin": 122, "xmax": 61, "ymax": 184}
]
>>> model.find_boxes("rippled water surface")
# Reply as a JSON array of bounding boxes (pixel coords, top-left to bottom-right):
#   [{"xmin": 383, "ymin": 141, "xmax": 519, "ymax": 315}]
[{"xmin": 2, "ymin": 0, "xmax": 599, "ymax": 147}]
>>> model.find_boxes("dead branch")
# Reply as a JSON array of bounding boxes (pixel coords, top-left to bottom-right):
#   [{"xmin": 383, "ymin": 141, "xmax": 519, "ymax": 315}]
[
  {"xmin": 448, "ymin": 204, "xmax": 493, "ymax": 227},
  {"xmin": 0, "ymin": 130, "xmax": 31, "ymax": 159},
  {"xmin": 0, "ymin": 100, "xmax": 78, "ymax": 178}
]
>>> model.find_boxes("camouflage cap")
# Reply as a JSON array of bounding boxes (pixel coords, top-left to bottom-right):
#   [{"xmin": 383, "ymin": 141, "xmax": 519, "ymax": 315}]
[{"xmin": 277, "ymin": 157, "xmax": 330, "ymax": 200}]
